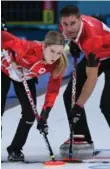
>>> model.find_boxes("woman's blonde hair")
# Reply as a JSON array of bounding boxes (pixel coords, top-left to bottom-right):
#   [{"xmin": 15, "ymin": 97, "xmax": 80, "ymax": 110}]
[{"xmin": 44, "ymin": 31, "xmax": 68, "ymax": 78}]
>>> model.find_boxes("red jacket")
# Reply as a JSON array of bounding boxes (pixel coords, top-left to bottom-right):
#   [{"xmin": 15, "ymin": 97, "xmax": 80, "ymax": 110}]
[
  {"xmin": 1, "ymin": 31, "xmax": 63, "ymax": 109},
  {"xmin": 60, "ymin": 15, "xmax": 110, "ymax": 60}
]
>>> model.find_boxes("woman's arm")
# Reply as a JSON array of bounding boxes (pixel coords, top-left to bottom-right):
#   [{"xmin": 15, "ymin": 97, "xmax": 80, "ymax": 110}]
[{"xmin": 43, "ymin": 74, "xmax": 63, "ymax": 110}]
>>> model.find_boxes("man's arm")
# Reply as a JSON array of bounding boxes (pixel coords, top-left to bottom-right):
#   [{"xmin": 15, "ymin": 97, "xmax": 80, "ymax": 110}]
[
  {"xmin": 76, "ymin": 52, "xmax": 100, "ymax": 106},
  {"xmin": 76, "ymin": 66, "xmax": 98, "ymax": 106}
]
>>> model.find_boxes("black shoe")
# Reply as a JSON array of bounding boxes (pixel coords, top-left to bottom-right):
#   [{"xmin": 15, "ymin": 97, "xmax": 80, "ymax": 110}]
[{"xmin": 7, "ymin": 147, "xmax": 24, "ymax": 162}]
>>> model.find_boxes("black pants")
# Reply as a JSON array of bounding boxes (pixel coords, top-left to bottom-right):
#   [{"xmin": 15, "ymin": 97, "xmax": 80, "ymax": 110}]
[
  {"xmin": 100, "ymin": 69, "xmax": 110, "ymax": 126},
  {"xmin": 63, "ymin": 58, "xmax": 110, "ymax": 143},
  {"xmin": 1, "ymin": 71, "xmax": 37, "ymax": 151}
]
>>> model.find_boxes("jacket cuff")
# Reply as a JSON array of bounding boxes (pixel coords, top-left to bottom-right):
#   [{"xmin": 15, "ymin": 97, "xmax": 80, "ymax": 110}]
[{"xmin": 40, "ymin": 107, "xmax": 52, "ymax": 120}]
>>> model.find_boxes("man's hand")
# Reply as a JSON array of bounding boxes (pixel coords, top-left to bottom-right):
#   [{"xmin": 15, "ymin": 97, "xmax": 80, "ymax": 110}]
[
  {"xmin": 69, "ymin": 104, "xmax": 83, "ymax": 129},
  {"xmin": 37, "ymin": 117, "xmax": 48, "ymax": 135}
]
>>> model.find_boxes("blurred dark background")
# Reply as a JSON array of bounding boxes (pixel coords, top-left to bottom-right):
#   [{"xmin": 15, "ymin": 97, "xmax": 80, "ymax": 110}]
[
  {"xmin": 1, "ymin": 1, "xmax": 110, "ymax": 101},
  {"xmin": 2, "ymin": 1, "xmax": 110, "ymax": 40}
]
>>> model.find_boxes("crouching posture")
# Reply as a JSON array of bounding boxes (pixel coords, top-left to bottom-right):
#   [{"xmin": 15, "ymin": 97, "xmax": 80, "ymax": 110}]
[
  {"xmin": 59, "ymin": 5, "xmax": 110, "ymax": 159},
  {"xmin": 1, "ymin": 30, "xmax": 68, "ymax": 161}
]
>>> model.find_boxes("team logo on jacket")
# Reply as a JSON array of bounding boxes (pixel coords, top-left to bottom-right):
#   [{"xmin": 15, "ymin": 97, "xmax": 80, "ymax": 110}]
[{"xmin": 38, "ymin": 67, "xmax": 46, "ymax": 74}]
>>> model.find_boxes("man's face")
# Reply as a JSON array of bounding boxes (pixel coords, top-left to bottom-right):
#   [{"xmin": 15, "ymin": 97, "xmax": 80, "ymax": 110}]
[{"xmin": 60, "ymin": 15, "xmax": 81, "ymax": 40}]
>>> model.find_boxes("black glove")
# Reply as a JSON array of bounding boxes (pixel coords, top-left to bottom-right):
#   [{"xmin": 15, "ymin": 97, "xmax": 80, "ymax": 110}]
[
  {"xmin": 69, "ymin": 41, "xmax": 81, "ymax": 58},
  {"xmin": 69, "ymin": 104, "xmax": 83, "ymax": 129},
  {"xmin": 37, "ymin": 107, "xmax": 52, "ymax": 135},
  {"xmin": 37, "ymin": 117, "xmax": 48, "ymax": 135}
]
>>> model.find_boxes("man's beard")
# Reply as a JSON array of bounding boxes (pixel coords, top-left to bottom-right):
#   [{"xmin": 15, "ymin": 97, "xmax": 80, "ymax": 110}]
[
  {"xmin": 67, "ymin": 32, "xmax": 77, "ymax": 40},
  {"xmin": 63, "ymin": 31, "xmax": 77, "ymax": 40}
]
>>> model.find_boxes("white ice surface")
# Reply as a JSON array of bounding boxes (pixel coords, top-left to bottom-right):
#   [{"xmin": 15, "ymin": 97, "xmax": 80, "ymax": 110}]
[{"xmin": 1, "ymin": 74, "xmax": 110, "ymax": 169}]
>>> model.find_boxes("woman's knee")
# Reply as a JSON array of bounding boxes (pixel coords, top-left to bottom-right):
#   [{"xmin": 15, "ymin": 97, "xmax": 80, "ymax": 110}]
[{"xmin": 22, "ymin": 112, "xmax": 35, "ymax": 124}]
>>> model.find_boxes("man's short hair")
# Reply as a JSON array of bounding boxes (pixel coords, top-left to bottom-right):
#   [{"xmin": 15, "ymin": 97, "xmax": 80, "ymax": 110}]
[{"xmin": 60, "ymin": 5, "xmax": 81, "ymax": 18}]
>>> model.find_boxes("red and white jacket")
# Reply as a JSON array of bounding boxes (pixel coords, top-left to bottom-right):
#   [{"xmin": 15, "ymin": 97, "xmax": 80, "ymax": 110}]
[
  {"xmin": 1, "ymin": 31, "xmax": 64, "ymax": 109},
  {"xmin": 60, "ymin": 15, "xmax": 110, "ymax": 60}
]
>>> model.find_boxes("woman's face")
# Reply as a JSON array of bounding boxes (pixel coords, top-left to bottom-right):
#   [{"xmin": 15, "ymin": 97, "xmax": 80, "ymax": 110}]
[{"xmin": 43, "ymin": 44, "xmax": 64, "ymax": 64}]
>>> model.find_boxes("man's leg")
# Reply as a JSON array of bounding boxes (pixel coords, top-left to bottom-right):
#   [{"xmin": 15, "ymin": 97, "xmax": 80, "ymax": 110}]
[
  {"xmin": 100, "ymin": 69, "xmax": 110, "ymax": 127},
  {"xmin": 61, "ymin": 58, "xmax": 94, "ymax": 159},
  {"xmin": 63, "ymin": 58, "xmax": 92, "ymax": 142},
  {"xmin": 7, "ymin": 78, "xmax": 37, "ymax": 161}
]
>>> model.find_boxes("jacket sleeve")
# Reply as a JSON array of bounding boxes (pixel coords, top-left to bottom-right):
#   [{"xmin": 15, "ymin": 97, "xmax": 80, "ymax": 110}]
[
  {"xmin": 82, "ymin": 35, "xmax": 110, "ymax": 57},
  {"xmin": 1, "ymin": 31, "xmax": 41, "ymax": 69},
  {"xmin": 42, "ymin": 73, "xmax": 63, "ymax": 110},
  {"xmin": 1, "ymin": 31, "xmax": 28, "ymax": 57},
  {"xmin": 1, "ymin": 31, "xmax": 19, "ymax": 49}
]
